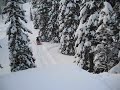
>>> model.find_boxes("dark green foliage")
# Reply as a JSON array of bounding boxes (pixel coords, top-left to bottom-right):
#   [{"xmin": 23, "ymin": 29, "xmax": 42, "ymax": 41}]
[
  {"xmin": 48, "ymin": 0, "xmax": 60, "ymax": 43},
  {"xmin": 59, "ymin": 0, "xmax": 80, "ymax": 55},
  {"xmin": 3, "ymin": 0, "xmax": 36, "ymax": 72},
  {"xmin": 36, "ymin": 0, "xmax": 52, "ymax": 42},
  {"xmin": 75, "ymin": 1, "xmax": 120, "ymax": 73}
]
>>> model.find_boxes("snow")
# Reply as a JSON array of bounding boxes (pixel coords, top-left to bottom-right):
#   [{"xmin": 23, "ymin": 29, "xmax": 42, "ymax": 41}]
[
  {"xmin": 0, "ymin": 64, "xmax": 120, "ymax": 90},
  {"xmin": 87, "ymin": 12, "xmax": 99, "ymax": 26},
  {"xmin": 99, "ymin": 1, "xmax": 113, "ymax": 25},
  {"xmin": 109, "ymin": 62, "xmax": 120, "ymax": 74},
  {"xmin": 0, "ymin": 2, "xmax": 120, "ymax": 90},
  {"xmin": 0, "ymin": 37, "xmax": 10, "ymax": 75},
  {"xmin": 43, "ymin": 43, "xmax": 75, "ymax": 64},
  {"xmin": 0, "ymin": 16, "xmax": 10, "ymax": 75},
  {"xmin": 60, "ymin": 0, "xmax": 65, "ymax": 4},
  {"xmin": 98, "ymin": 73, "xmax": 120, "ymax": 90}
]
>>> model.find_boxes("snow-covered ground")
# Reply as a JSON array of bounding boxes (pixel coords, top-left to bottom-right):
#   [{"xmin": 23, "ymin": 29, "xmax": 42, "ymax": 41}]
[
  {"xmin": 0, "ymin": 2, "xmax": 120, "ymax": 90},
  {"xmin": 0, "ymin": 64, "xmax": 119, "ymax": 90},
  {"xmin": 0, "ymin": 64, "xmax": 120, "ymax": 90}
]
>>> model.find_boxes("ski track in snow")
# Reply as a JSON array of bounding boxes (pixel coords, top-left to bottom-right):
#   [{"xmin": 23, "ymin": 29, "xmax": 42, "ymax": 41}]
[
  {"xmin": 31, "ymin": 40, "xmax": 57, "ymax": 68},
  {"xmin": 22, "ymin": 3, "xmax": 57, "ymax": 68}
]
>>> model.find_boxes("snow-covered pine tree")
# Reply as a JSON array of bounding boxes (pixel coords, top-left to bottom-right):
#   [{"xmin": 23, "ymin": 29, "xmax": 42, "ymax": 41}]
[
  {"xmin": 58, "ymin": 0, "xmax": 80, "ymax": 55},
  {"xmin": 31, "ymin": 0, "xmax": 38, "ymax": 8},
  {"xmin": 37, "ymin": 0, "xmax": 52, "ymax": 42},
  {"xmin": 112, "ymin": 0, "xmax": 120, "ymax": 41},
  {"xmin": 31, "ymin": 0, "xmax": 39, "ymax": 29},
  {"xmin": 93, "ymin": 1, "xmax": 120, "ymax": 73},
  {"xmin": 110, "ymin": 0, "xmax": 120, "ymax": 68},
  {"xmin": 3, "ymin": 0, "xmax": 36, "ymax": 72},
  {"xmin": 106, "ymin": 0, "xmax": 120, "ymax": 74},
  {"xmin": 74, "ymin": 0, "xmax": 100, "ymax": 72},
  {"xmin": 47, "ymin": 0, "xmax": 60, "ymax": 43},
  {"xmin": 33, "ymin": 11, "xmax": 39, "ymax": 29}
]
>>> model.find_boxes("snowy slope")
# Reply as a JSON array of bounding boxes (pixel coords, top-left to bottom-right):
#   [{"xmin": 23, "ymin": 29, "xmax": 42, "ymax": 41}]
[{"xmin": 0, "ymin": 64, "xmax": 120, "ymax": 90}]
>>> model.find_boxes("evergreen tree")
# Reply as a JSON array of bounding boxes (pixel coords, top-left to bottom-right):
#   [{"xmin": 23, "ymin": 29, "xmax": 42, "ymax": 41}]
[
  {"xmin": 94, "ymin": 1, "xmax": 120, "ymax": 73},
  {"xmin": 31, "ymin": 0, "xmax": 39, "ymax": 28},
  {"xmin": 105, "ymin": 0, "xmax": 120, "ymax": 7},
  {"xmin": 37, "ymin": 0, "xmax": 52, "ymax": 42},
  {"xmin": 113, "ymin": 0, "xmax": 120, "ymax": 41},
  {"xmin": 74, "ymin": 0, "xmax": 100, "ymax": 72},
  {"xmin": 3, "ymin": 0, "xmax": 36, "ymax": 72},
  {"xmin": 58, "ymin": 0, "xmax": 80, "ymax": 55},
  {"xmin": 33, "ymin": 11, "xmax": 39, "ymax": 29},
  {"xmin": 75, "ymin": 1, "xmax": 120, "ymax": 73},
  {"xmin": 31, "ymin": 0, "xmax": 38, "ymax": 8},
  {"xmin": 48, "ymin": 0, "xmax": 60, "ymax": 43}
]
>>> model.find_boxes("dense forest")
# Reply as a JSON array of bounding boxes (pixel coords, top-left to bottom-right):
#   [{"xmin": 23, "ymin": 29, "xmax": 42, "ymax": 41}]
[
  {"xmin": 0, "ymin": 1, "xmax": 120, "ymax": 90},
  {"xmin": 31, "ymin": 0, "xmax": 120, "ymax": 73},
  {"xmin": 0, "ymin": 0, "xmax": 120, "ymax": 74}
]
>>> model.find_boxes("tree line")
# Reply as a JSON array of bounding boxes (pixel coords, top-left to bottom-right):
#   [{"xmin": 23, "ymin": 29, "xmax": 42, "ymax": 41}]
[{"xmin": 32, "ymin": 0, "xmax": 120, "ymax": 73}]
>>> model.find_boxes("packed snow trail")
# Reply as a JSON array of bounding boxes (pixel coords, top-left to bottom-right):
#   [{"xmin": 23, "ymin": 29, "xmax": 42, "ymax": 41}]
[
  {"xmin": 35, "ymin": 44, "xmax": 56, "ymax": 67},
  {"xmin": 23, "ymin": 3, "xmax": 57, "ymax": 67},
  {"xmin": 23, "ymin": 3, "xmax": 74, "ymax": 67},
  {"xmin": 23, "ymin": 3, "xmax": 51, "ymax": 67},
  {"xmin": 43, "ymin": 42, "xmax": 75, "ymax": 64}
]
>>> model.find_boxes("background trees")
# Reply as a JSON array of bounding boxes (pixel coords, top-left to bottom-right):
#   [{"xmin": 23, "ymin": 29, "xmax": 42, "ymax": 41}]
[
  {"xmin": 31, "ymin": 0, "xmax": 38, "ymax": 8},
  {"xmin": 58, "ymin": 0, "xmax": 80, "ymax": 55},
  {"xmin": 74, "ymin": 1, "xmax": 120, "ymax": 73},
  {"xmin": 74, "ymin": 0, "xmax": 99, "ymax": 72},
  {"xmin": 30, "ymin": 0, "xmax": 120, "ymax": 73},
  {"xmin": 35, "ymin": 0, "xmax": 52, "ymax": 42},
  {"xmin": 47, "ymin": 0, "xmax": 60, "ymax": 43}
]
